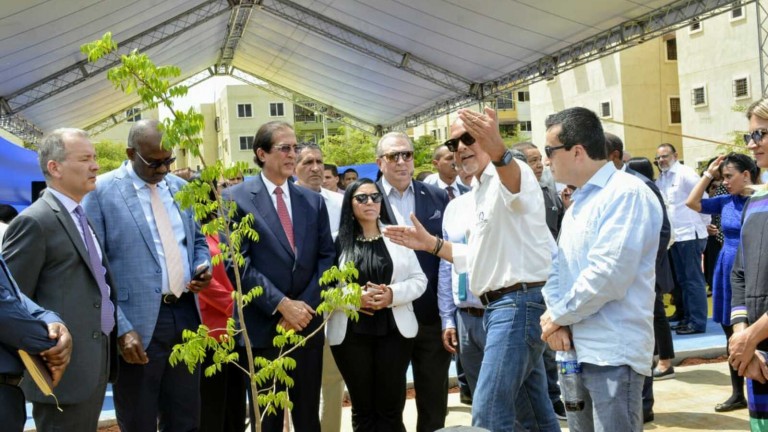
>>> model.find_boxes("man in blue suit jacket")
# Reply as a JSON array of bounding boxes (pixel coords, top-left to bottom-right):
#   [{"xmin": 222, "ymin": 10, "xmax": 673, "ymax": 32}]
[
  {"xmin": 376, "ymin": 132, "xmax": 450, "ymax": 432},
  {"xmin": 83, "ymin": 120, "xmax": 211, "ymax": 432},
  {"xmin": 224, "ymin": 121, "xmax": 335, "ymax": 432}
]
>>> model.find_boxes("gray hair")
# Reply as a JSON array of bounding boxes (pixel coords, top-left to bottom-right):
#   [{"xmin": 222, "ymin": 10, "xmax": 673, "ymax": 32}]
[
  {"xmin": 297, "ymin": 142, "xmax": 322, "ymax": 163},
  {"xmin": 127, "ymin": 119, "xmax": 162, "ymax": 150},
  {"xmin": 376, "ymin": 132, "xmax": 413, "ymax": 156},
  {"xmin": 39, "ymin": 128, "xmax": 89, "ymax": 179}
]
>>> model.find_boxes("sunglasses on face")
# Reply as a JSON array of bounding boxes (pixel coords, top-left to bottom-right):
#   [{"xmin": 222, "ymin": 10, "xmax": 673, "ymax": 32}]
[
  {"xmin": 544, "ymin": 144, "xmax": 569, "ymax": 159},
  {"xmin": 381, "ymin": 151, "xmax": 414, "ymax": 163},
  {"xmin": 272, "ymin": 144, "xmax": 300, "ymax": 154},
  {"xmin": 136, "ymin": 151, "xmax": 176, "ymax": 169},
  {"xmin": 744, "ymin": 129, "xmax": 768, "ymax": 145},
  {"xmin": 444, "ymin": 132, "xmax": 476, "ymax": 152},
  {"xmin": 353, "ymin": 193, "xmax": 383, "ymax": 204}
]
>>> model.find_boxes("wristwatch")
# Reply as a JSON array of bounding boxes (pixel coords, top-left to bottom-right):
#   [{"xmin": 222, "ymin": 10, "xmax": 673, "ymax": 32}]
[{"xmin": 492, "ymin": 149, "xmax": 515, "ymax": 167}]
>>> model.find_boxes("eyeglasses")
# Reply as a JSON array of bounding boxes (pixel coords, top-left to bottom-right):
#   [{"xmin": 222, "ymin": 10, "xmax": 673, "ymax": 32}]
[
  {"xmin": 381, "ymin": 151, "xmax": 414, "ymax": 163},
  {"xmin": 654, "ymin": 154, "xmax": 671, "ymax": 162},
  {"xmin": 544, "ymin": 144, "xmax": 569, "ymax": 159},
  {"xmin": 352, "ymin": 193, "xmax": 383, "ymax": 204},
  {"xmin": 272, "ymin": 144, "xmax": 300, "ymax": 154},
  {"xmin": 744, "ymin": 129, "xmax": 768, "ymax": 145},
  {"xmin": 444, "ymin": 132, "xmax": 475, "ymax": 152},
  {"xmin": 135, "ymin": 151, "xmax": 176, "ymax": 169}
]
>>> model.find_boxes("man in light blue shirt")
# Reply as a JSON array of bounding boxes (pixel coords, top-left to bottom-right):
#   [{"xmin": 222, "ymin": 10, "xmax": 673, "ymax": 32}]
[{"xmin": 540, "ymin": 107, "xmax": 662, "ymax": 432}]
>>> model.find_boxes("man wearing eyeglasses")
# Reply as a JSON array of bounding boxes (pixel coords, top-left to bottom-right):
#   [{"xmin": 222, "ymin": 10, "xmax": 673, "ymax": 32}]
[
  {"xmin": 82, "ymin": 119, "xmax": 212, "ymax": 432},
  {"xmin": 383, "ymin": 108, "xmax": 559, "ymax": 431},
  {"xmin": 224, "ymin": 121, "xmax": 335, "ymax": 432},
  {"xmin": 375, "ymin": 132, "xmax": 450, "ymax": 432},
  {"xmin": 655, "ymin": 143, "xmax": 710, "ymax": 336}
]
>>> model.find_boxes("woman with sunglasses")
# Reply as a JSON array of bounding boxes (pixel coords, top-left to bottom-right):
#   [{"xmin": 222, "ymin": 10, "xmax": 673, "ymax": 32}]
[
  {"xmin": 326, "ymin": 178, "xmax": 426, "ymax": 431},
  {"xmin": 686, "ymin": 152, "xmax": 757, "ymax": 413},
  {"xmin": 727, "ymin": 97, "xmax": 768, "ymax": 431}
]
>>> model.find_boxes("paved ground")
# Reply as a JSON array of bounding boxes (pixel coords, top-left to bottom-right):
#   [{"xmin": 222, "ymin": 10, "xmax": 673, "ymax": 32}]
[{"xmin": 340, "ymin": 361, "xmax": 750, "ymax": 431}]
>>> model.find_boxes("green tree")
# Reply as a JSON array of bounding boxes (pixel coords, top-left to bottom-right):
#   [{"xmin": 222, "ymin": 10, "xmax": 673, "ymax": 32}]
[
  {"xmin": 320, "ymin": 126, "xmax": 376, "ymax": 166},
  {"xmin": 413, "ymin": 135, "xmax": 437, "ymax": 174},
  {"xmin": 94, "ymin": 140, "xmax": 126, "ymax": 174},
  {"xmin": 81, "ymin": 33, "xmax": 361, "ymax": 431}
]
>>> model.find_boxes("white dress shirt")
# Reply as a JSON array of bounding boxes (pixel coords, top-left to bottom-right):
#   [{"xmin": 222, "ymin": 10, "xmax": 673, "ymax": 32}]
[
  {"xmin": 319, "ymin": 188, "xmax": 342, "ymax": 240},
  {"xmin": 261, "ymin": 173, "xmax": 293, "ymax": 221},
  {"xmin": 381, "ymin": 177, "xmax": 415, "ymax": 226},
  {"xmin": 655, "ymin": 161, "xmax": 710, "ymax": 241},
  {"xmin": 453, "ymin": 161, "xmax": 553, "ymax": 296}
]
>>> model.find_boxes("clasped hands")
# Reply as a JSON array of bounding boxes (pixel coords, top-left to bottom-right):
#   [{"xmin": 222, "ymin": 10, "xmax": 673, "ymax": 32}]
[
  {"xmin": 729, "ymin": 328, "xmax": 768, "ymax": 383},
  {"xmin": 361, "ymin": 282, "xmax": 393, "ymax": 313},
  {"xmin": 540, "ymin": 311, "xmax": 572, "ymax": 352},
  {"xmin": 277, "ymin": 298, "xmax": 315, "ymax": 332}
]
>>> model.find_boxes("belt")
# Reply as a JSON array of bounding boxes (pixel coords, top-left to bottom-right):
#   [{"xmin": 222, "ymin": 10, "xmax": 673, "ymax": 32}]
[
  {"xmin": 459, "ymin": 307, "xmax": 485, "ymax": 318},
  {"xmin": 0, "ymin": 374, "xmax": 23, "ymax": 387},
  {"xmin": 162, "ymin": 291, "xmax": 190, "ymax": 305},
  {"xmin": 479, "ymin": 281, "xmax": 546, "ymax": 306}
]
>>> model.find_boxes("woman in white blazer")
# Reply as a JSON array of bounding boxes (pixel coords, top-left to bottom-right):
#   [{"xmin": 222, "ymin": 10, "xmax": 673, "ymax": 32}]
[{"xmin": 328, "ymin": 178, "xmax": 426, "ymax": 431}]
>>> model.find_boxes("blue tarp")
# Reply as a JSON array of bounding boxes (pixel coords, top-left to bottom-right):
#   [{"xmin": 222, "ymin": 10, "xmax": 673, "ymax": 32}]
[
  {"xmin": 338, "ymin": 163, "xmax": 379, "ymax": 181},
  {"xmin": 0, "ymin": 136, "xmax": 44, "ymax": 211}
]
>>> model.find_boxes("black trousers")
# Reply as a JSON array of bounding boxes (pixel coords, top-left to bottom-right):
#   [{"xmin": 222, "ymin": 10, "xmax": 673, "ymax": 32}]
[
  {"xmin": 114, "ymin": 296, "xmax": 201, "ymax": 432},
  {"xmin": 653, "ymin": 288, "xmax": 675, "ymax": 360},
  {"xmin": 200, "ymin": 351, "xmax": 248, "ymax": 432},
  {"xmin": 0, "ymin": 383, "xmax": 25, "ymax": 432},
  {"xmin": 410, "ymin": 320, "xmax": 451, "ymax": 432},
  {"xmin": 331, "ymin": 326, "xmax": 414, "ymax": 432},
  {"xmin": 244, "ymin": 344, "xmax": 323, "ymax": 432}
]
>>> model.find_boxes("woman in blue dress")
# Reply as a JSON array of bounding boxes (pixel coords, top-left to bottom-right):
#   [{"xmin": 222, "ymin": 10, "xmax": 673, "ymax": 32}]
[{"xmin": 686, "ymin": 152, "xmax": 758, "ymax": 412}]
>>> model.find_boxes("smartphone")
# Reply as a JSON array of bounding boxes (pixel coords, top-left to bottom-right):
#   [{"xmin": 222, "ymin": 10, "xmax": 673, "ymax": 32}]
[{"xmin": 192, "ymin": 264, "xmax": 210, "ymax": 281}]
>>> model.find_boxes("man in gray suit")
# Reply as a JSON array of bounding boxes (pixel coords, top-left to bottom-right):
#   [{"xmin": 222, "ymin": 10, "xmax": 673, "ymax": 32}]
[
  {"xmin": 3, "ymin": 128, "xmax": 117, "ymax": 431},
  {"xmin": 83, "ymin": 120, "xmax": 211, "ymax": 432}
]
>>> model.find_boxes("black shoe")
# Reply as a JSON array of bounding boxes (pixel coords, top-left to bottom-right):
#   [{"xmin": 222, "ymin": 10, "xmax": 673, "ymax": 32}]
[
  {"xmin": 653, "ymin": 366, "xmax": 676, "ymax": 380},
  {"xmin": 553, "ymin": 400, "xmax": 567, "ymax": 421},
  {"xmin": 676, "ymin": 325, "xmax": 705, "ymax": 335},
  {"xmin": 715, "ymin": 397, "xmax": 747, "ymax": 412},
  {"xmin": 643, "ymin": 411, "xmax": 654, "ymax": 423},
  {"xmin": 460, "ymin": 391, "xmax": 472, "ymax": 405},
  {"xmin": 671, "ymin": 322, "xmax": 688, "ymax": 330}
]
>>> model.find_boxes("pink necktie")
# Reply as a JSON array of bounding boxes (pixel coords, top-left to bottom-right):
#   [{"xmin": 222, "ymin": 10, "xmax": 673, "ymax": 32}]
[
  {"xmin": 148, "ymin": 184, "xmax": 185, "ymax": 297},
  {"xmin": 274, "ymin": 187, "xmax": 295, "ymax": 250}
]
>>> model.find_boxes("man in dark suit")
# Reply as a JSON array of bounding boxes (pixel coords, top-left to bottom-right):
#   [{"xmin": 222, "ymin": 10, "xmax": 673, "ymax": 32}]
[
  {"xmin": 3, "ymin": 128, "xmax": 117, "ymax": 431},
  {"xmin": 224, "ymin": 121, "xmax": 335, "ymax": 432},
  {"xmin": 82, "ymin": 120, "xmax": 211, "ymax": 432},
  {"xmin": 376, "ymin": 131, "xmax": 450, "ymax": 432},
  {"xmin": 605, "ymin": 133, "xmax": 674, "ymax": 423},
  {"xmin": 0, "ymin": 256, "xmax": 71, "ymax": 432}
]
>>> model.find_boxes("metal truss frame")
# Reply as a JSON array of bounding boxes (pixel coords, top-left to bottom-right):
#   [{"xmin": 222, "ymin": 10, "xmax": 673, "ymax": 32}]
[
  {"xmin": 0, "ymin": 0, "xmax": 229, "ymax": 117},
  {"xmin": 217, "ymin": 0, "xmax": 256, "ymax": 68},
  {"xmin": 259, "ymin": 0, "xmax": 475, "ymax": 95},
  {"xmin": 83, "ymin": 68, "xmax": 217, "ymax": 136},
  {"xmin": 386, "ymin": 0, "xmax": 749, "ymax": 131},
  {"xmin": 228, "ymin": 67, "xmax": 381, "ymax": 135},
  {"xmin": 757, "ymin": 0, "xmax": 768, "ymax": 94}
]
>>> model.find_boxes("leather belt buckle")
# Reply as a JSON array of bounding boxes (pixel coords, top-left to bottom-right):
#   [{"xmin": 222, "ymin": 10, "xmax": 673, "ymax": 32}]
[
  {"xmin": 162, "ymin": 294, "xmax": 180, "ymax": 304},
  {"xmin": 460, "ymin": 307, "xmax": 485, "ymax": 318}
]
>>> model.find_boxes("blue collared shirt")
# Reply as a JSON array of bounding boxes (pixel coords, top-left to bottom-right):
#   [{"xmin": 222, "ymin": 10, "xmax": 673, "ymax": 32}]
[
  {"xmin": 381, "ymin": 177, "xmax": 415, "ymax": 226},
  {"xmin": 542, "ymin": 162, "xmax": 662, "ymax": 376},
  {"xmin": 126, "ymin": 164, "xmax": 190, "ymax": 294}
]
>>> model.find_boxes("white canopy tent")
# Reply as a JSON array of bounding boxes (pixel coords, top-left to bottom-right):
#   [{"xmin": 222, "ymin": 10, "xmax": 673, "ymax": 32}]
[{"xmin": 0, "ymin": 0, "xmax": 753, "ymax": 142}]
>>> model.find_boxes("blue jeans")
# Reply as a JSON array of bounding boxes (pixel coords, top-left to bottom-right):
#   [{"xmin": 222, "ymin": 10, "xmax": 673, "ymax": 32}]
[
  {"xmin": 564, "ymin": 364, "xmax": 645, "ymax": 432},
  {"xmin": 670, "ymin": 238, "xmax": 708, "ymax": 331},
  {"xmin": 457, "ymin": 309, "xmax": 487, "ymax": 395},
  {"xmin": 471, "ymin": 287, "xmax": 559, "ymax": 432}
]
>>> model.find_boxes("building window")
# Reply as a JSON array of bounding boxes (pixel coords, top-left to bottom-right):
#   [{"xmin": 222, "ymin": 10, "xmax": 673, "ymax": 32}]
[
  {"xmin": 214, "ymin": 116, "xmax": 221, "ymax": 132},
  {"xmin": 733, "ymin": 76, "xmax": 750, "ymax": 99},
  {"xmin": 294, "ymin": 106, "xmax": 316, "ymax": 122},
  {"xmin": 497, "ymin": 93, "xmax": 515, "ymax": 109},
  {"xmin": 239, "ymin": 135, "xmax": 254, "ymax": 151},
  {"xmin": 731, "ymin": 7, "xmax": 745, "ymax": 21},
  {"xmin": 599, "ymin": 101, "xmax": 612, "ymax": 118},
  {"xmin": 237, "ymin": 104, "xmax": 252, "ymax": 118},
  {"xmin": 126, "ymin": 108, "xmax": 141, "ymax": 122},
  {"xmin": 518, "ymin": 121, "xmax": 532, "ymax": 132},
  {"xmin": 691, "ymin": 85, "xmax": 707, "ymax": 107},
  {"xmin": 669, "ymin": 97, "xmax": 681, "ymax": 124},
  {"xmin": 517, "ymin": 91, "xmax": 530, "ymax": 102},
  {"xmin": 665, "ymin": 38, "xmax": 677, "ymax": 61},
  {"xmin": 689, "ymin": 18, "xmax": 702, "ymax": 34},
  {"xmin": 269, "ymin": 102, "xmax": 285, "ymax": 117}
]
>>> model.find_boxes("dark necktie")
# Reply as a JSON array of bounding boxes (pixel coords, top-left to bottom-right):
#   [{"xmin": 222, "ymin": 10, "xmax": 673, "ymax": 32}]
[
  {"xmin": 274, "ymin": 187, "xmax": 295, "ymax": 250},
  {"xmin": 446, "ymin": 185, "xmax": 456, "ymax": 200},
  {"xmin": 74, "ymin": 206, "xmax": 115, "ymax": 335}
]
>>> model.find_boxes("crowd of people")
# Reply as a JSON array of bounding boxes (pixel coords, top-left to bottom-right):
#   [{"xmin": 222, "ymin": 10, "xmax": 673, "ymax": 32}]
[{"xmin": 3, "ymin": 97, "xmax": 768, "ymax": 432}]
